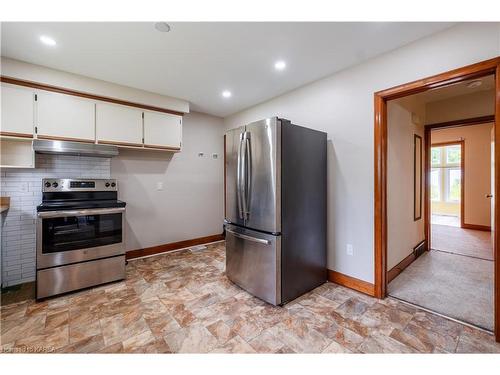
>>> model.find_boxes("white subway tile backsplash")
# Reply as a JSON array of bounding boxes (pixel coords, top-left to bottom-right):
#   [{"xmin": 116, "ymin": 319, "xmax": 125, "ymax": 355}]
[{"xmin": 1, "ymin": 153, "xmax": 111, "ymax": 287}]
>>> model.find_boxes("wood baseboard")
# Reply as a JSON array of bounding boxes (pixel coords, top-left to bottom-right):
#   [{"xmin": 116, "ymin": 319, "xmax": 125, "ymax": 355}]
[
  {"xmin": 387, "ymin": 240, "xmax": 427, "ymax": 283},
  {"xmin": 327, "ymin": 269, "xmax": 376, "ymax": 297},
  {"xmin": 461, "ymin": 223, "xmax": 491, "ymax": 232},
  {"xmin": 126, "ymin": 234, "xmax": 224, "ymax": 260}
]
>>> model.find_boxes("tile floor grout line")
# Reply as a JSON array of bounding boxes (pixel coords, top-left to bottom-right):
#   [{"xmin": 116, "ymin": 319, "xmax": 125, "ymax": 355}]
[{"xmin": 388, "ymin": 295, "xmax": 494, "ymax": 335}]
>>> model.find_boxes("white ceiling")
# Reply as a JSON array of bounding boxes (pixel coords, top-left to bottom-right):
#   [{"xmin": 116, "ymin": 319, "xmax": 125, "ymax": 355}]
[{"xmin": 1, "ymin": 22, "xmax": 455, "ymax": 117}]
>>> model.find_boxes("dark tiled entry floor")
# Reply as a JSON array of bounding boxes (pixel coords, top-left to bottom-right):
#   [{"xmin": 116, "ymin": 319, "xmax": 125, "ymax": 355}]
[{"xmin": 1, "ymin": 242, "xmax": 499, "ymax": 353}]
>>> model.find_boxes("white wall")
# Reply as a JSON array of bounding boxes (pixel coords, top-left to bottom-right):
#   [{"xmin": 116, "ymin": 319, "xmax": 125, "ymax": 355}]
[
  {"xmin": 426, "ymin": 90, "xmax": 495, "ymax": 124},
  {"xmin": 111, "ymin": 111, "xmax": 224, "ymax": 251},
  {"xmin": 224, "ymin": 23, "xmax": 500, "ymax": 283},
  {"xmin": 0, "ymin": 57, "xmax": 190, "ymax": 114},
  {"xmin": 387, "ymin": 100, "xmax": 425, "ymax": 270}
]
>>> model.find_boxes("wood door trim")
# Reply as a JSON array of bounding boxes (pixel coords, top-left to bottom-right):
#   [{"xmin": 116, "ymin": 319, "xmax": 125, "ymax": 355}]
[
  {"xmin": 426, "ymin": 115, "xmax": 495, "ymax": 129},
  {"xmin": 0, "ymin": 131, "xmax": 34, "ymax": 139},
  {"xmin": 387, "ymin": 240, "xmax": 426, "ymax": 283},
  {"xmin": 495, "ymin": 64, "xmax": 500, "ymax": 342},
  {"xmin": 37, "ymin": 135, "xmax": 95, "ymax": 143},
  {"xmin": 126, "ymin": 234, "xmax": 224, "ymax": 260},
  {"xmin": 327, "ymin": 269, "xmax": 376, "ymax": 297},
  {"xmin": 374, "ymin": 94, "xmax": 387, "ymax": 299},
  {"xmin": 0, "ymin": 75, "xmax": 185, "ymax": 117},
  {"xmin": 375, "ymin": 57, "xmax": 500, "ymax": 100},
  {"xmin": 374, "ymin": 57, "xmax": 500, "ymax": 342},
  {"xmin": 462, "ymin": 223, "xmax": 491, "ymax": 231}
]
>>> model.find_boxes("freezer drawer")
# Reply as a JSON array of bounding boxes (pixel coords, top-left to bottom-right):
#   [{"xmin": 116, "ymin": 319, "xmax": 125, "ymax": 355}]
[{"xmin": 225, "ymin": 224, "xmax": 281, "ymax": 305}]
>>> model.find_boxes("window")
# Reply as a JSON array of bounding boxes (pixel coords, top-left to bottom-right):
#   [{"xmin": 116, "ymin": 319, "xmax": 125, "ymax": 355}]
[
  {"xmin": 431, "ymin": 144, "xmax": 462, "ymax": 204},
  {"xmin": 446, "ymin": 146, "xmax": 461, "ymax": 164},
  {"xmin": 447, "ymin": 169, "xmax": 461, "ymax": 202},
  {"xmin": 431, "ymin": 169, "xmax": 441, "ymax": 201},
  {"xmin": 431, "ymin": 148, "xmax": 441, "ymax": 166}
]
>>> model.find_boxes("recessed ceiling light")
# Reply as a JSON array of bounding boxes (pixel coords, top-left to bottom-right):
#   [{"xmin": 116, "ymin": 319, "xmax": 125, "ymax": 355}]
[
  {"xmin": 466, "ymin": 80, "xmax": 482, "ymax": 89},
  {"xmin": 154, "ymin": 22, "xmax": 171, "ymax": 33},
  {"xmin": 274, "ymin": 60, "xmax": 286, "ymax": 71},
  {"xmin": 39, "ymin": 35, "xmax": 56, "ymax": 46},
  {"xmin": 222, "ymin": 90, "xmax": 232, "ymax": 98}
]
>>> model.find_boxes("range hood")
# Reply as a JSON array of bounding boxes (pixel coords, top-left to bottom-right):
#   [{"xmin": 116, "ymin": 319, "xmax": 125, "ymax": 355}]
[{"xmin": 33, "ymin": 139, "xmax": 119, "ymax": 157}]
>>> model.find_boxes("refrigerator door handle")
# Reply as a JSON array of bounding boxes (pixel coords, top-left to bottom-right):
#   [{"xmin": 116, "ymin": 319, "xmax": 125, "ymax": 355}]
[
  {"xmin": 240, "ymin": 132, "xmax": 248, "ymax": 220},
  {"xmin": 225, "ymin": 228, "xmax": 271, "ymax": 245},
  {"xmin": 236, "ymin": 134, "xmax": 245, "ymax": 219},
  {"xmin": 244, "ymin": 133, "xmax": 252, "ymax": 219}
]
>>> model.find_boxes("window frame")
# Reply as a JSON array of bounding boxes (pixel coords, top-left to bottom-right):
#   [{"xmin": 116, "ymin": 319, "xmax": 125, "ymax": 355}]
[{"xmin": 430, "ymin": 142, "xmax": 463, "ymax": 207}]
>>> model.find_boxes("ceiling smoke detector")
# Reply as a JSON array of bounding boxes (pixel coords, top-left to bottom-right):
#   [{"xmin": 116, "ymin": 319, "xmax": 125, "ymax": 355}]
[
  {"xmin": 154, "ymin": 22, "xmax": 171, "ymax": 33},
  {"xmin": 466, "ymin": 80, "xmax": 483, "ymax": 89}
]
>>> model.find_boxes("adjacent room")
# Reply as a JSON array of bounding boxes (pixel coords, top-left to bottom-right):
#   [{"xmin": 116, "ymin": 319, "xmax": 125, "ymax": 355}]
[{"xmin": 387, "ymin": 75, "xmax": 495, "ymax": 331}]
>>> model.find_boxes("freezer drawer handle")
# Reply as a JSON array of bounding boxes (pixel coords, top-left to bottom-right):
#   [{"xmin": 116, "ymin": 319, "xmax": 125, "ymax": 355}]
[{"xmin": 226, "ymin": 228, "xmax": 270, "ymax": 245}]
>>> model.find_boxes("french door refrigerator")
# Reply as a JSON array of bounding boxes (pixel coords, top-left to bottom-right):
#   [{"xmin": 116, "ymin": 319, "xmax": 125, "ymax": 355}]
[{"xmin": 224, "ymin": 117, "xmax": 327, "ymax": 305}]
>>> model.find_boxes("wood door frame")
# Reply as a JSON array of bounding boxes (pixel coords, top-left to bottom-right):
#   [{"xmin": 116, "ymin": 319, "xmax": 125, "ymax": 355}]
[
  {"xmin": 428, "ymin": 140, "xmax": 465, "ymax": 233},
  {"xmin": 373, "ymin": 57, "xmax": 500, "ymax": 342}
]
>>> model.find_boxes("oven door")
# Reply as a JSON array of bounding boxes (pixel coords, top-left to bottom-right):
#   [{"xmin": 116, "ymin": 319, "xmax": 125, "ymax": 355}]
[{"xmin": 37, "ymin": 207, "xmax": 125, "ymax": 269}]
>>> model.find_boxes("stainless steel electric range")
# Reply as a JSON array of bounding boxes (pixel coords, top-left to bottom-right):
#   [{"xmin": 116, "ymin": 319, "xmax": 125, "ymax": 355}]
[{"xmin": 36, "ymin": 178, "xmax": 126, "ymax": 299}]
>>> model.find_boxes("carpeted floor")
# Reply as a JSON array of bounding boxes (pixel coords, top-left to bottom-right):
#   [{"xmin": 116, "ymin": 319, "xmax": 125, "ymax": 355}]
[
  {"xmin": 431, "ymin": 224, "xmax": 493, "ymax": 260},
  {"xmin": 388, "ymin": 250, "xmax": 494, "ymax": 331}
]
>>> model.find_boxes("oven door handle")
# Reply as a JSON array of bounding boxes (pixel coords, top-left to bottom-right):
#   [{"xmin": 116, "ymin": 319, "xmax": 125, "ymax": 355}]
[{"xmin": 37, "ymin": 207, "xmax": 126, "ymax": 218}]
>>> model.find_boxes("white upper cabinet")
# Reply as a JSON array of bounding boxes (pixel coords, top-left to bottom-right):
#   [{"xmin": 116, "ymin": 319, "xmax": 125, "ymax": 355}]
[
  {"xmin": 96, "ymin": 102, "xmax": 143, "ymax": 146},
  {"xmin": 143, "ymin": 111, "xmax": 182, "ymax": 149},
  {"xmin": 37, "ymin": 91, "xmax": 95, "ymax": 142},
  {"xmin": 1, "ymin": 83, "xmax": 35, "ymax": 137}
]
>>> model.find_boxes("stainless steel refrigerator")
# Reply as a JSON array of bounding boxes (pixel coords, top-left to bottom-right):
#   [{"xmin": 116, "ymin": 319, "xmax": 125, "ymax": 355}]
[{"xmin": 224, "ymin": 117, "xmax": 327, "ymax": 305}]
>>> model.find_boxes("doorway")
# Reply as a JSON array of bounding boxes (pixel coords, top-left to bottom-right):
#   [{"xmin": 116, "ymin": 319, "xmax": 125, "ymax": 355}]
[
  {"xmin": 430, "ymin": 141, "xmax": 463, "ymax": 228},
  {"xmin": 373, "ymin": 57, "xmax": 500, "ymax": 342}
]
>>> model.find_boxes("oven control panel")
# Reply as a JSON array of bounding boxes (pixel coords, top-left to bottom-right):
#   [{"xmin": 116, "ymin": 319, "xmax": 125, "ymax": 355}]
[{"xmin": 42, "ymin": 179, "xmax": 118, "ymax": 192}]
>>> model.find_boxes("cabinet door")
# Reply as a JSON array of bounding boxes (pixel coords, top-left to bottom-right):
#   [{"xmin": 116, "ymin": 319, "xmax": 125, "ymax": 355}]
[
  {"xmin": 96, "ymin": 103, "xmax": 143, "ymax": 146},
  {"xmin": 37, "ymin": 91, "xmax": 95, "ymax": 142},
  {"xmin": 143, "ymin": 111, "xmax": 182, "ymax": 150},
  {"xmin": 1, "ymin": 83, "xmax": 35, "ymax": 138}
]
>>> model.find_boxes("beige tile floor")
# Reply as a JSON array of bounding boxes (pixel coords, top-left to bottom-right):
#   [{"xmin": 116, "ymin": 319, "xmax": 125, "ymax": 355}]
[{"xmin": 1, "ymin": 241, "xmax": 500, "ymax": 353}]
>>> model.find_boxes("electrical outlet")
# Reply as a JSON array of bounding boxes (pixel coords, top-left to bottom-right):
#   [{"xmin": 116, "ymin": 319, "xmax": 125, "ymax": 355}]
[
  {"xmin": 198, "ymin": 152, "xmax": 204, "ymax": 157},
  {"xmin": 212, "ymin": 153, "xmax": 218, "ymax": 159},
  {"xmin": 346, "ymin": 244, "xmax": 354, "ymax": 256},
  {"xmin": 156, "ymin": 182, "xmax": 164, "ymax": 191}
]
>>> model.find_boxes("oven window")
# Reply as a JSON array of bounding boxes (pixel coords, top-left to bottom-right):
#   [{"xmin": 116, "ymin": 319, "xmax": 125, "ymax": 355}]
[{"xmin": 42, "ymin": 213, "xmax": 122, "ymax": 254}]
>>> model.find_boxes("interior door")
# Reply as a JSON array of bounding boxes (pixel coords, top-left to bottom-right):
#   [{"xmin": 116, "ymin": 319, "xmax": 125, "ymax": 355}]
[
  {"xmin": 225, "ymin": 125, "xmax": 246, "ymax": 226},
  {"xmin": 244, "ymin": 118, "xmax": 281, "ymax": 233}
]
